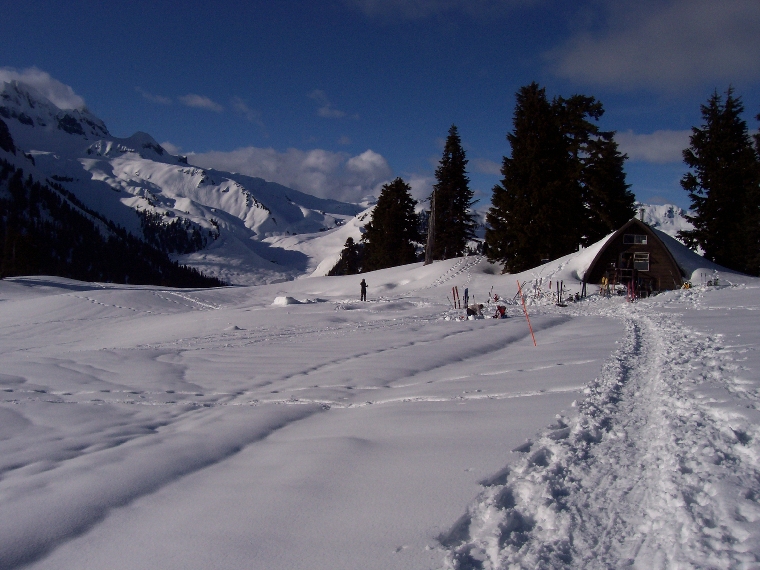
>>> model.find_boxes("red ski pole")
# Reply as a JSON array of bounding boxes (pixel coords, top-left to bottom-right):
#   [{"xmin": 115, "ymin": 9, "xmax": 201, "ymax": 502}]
[{"xmin": 517, "ymin": 280, "xmax": 537, "ymax": 347}]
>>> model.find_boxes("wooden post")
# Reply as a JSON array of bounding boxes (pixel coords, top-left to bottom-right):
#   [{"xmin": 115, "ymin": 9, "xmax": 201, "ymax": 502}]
[{"xmin": 424, "ymin": 189, "xmax": 435, "ymax": 265}]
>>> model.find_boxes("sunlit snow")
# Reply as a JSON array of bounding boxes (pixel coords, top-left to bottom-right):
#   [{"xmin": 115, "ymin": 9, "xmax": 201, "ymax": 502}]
[
  {"xmin": 2, "ymin": 253, "xmax": 759, "ymax": 569},
  {"xmin": 3, "ymin": 76, "xmax": 759, "ymax": 570}
]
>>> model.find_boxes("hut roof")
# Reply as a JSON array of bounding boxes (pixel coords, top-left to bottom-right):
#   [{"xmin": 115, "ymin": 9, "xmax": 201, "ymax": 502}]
[
  {"xmin": 581, "ymin": 217, "xmax": 732, "ymax": 285},
  {"xmin": 583, "ymin": 218, "xmax": 681, "ymax": 282}
]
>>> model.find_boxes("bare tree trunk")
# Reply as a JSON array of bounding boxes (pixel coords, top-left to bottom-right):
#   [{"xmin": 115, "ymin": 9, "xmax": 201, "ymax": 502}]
[{"xmin": 424, "ymin": 190, "xmax": 435, "ymax": 265}]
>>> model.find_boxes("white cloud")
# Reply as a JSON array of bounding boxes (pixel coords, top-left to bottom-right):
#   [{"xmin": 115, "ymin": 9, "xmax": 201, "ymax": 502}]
[
  {"xmin": 405, "ymin": 173, "xmax": 435, "ymax": 202},
  {"xmin": 231, "ymin": 97, "xmax": 259, "ymax": 122},
  {"xmin": 0, "ymin": 66, "xmax": 86, "ymax": 109},
  {"xmin": 308, "ymin": 90, "xmax": 355, "ymax": 119},
  {"xmin": 551, "ymin": 0, "xmax": 760, "ymax": 89},
  {"xmin": 160, "ymin": 141, "xmax": 182, "ymax": 155},
  {"xmin": 472, "ymin": 158, "xmax": 502, "ymax": 175},
  {"xmin": 136, "ymin": 87, "xmax": 172, "ymax": 105},
  {"xmin": 616, "ymin": 129, "xmax": 691, "ymax": 163},
  {"xmin": 346, "ymin": 149, "xmax": 388, "ymax": 175},
  {"xmin": 179, "ymin": 94, "xmax": 224, "ymax": 112},
  {"xmin": 188, "ymin": 146, "xmax": 393, "ymax": 203}
]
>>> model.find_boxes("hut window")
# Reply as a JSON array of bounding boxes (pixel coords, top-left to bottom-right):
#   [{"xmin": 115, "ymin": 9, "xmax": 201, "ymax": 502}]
[
  {"xmin": 633, "ymin": 252, "xmax": 650, "ymax": 271},
  {"xmin": 623, "ymin": 234, "xmax": 647, "ymax": 245}
]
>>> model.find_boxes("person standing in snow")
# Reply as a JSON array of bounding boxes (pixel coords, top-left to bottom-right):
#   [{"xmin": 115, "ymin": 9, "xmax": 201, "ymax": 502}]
[{"xmin": 360, "ymin": 278, "xmax": 367, "ymax": 302}]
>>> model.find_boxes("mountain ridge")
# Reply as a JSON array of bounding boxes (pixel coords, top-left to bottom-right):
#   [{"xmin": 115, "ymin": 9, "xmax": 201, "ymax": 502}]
[
  {"xmin": 1, "ymin": 79, "xmax": 695, "ymax": 285},
  {"xmin": 1, "ymin": 79, "xmax": 365, "ymax": 285}
]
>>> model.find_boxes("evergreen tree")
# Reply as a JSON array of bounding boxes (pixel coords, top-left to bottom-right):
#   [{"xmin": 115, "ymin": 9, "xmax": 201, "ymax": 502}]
[
  {"xmin": 751, "ymin": 113, "xmax": 760, "ymax": 274},
  {"xmin": 583, "ymin": 133, "xmax": 636, "ymax": 243},
  {"xmin": 362, "ymin": 178, "xmax": 421, "ymax": 271},
  {"xmin": 678, "ymin": 88, "xmax": 760, "ymax": 275},
  {"xmin": 485, "ymin": 84, "xmax": 633, "ymax": 272},
  {"xmin": 328, "ymin": 237, "xmax": 363, "ymax": 276},
  {"xmin": 426, "ymin": 125, "xmax": 476, "ymax": 261},
  {"xmin": 485, "ymin": 83, "xmax": 575, "ymax": 272},
  {"xmin": 555, "ymin": 95, "xmax": 634, "ymax": 244}
]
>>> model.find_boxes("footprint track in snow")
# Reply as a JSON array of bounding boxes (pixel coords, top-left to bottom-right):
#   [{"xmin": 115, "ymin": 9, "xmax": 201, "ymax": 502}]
[{"xmin": 443, "ymin": 299, "xmax": 760, "ymax": 569}]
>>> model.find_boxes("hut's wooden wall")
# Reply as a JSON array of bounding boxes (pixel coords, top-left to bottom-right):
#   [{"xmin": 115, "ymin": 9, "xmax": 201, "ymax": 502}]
[{"xmin": 585, "ymin": 221, "xmax": 684, "ymax": 291}]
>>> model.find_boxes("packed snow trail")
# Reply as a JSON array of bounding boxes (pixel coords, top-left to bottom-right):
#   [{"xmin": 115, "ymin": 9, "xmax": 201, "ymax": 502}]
[{"xmin": 444, "ymin": 292, "xmax": 760, "ymax": 569}]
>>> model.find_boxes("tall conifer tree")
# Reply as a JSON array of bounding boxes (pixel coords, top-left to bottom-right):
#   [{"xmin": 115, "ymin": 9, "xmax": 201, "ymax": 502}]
[
  {"xmin": 362, "ymin": 178, "xmax": 420, "ymax": 271},
  {"xmin": 485, "ymin": 83, "xmax": 575, "ymax": 272},
  {"xmin": 427, "ymin": 125, "xmax": 476, "ymax": 261},
  {"xmin": 486, "ymin": 84, "xmax": 633, "ymax": 272},
  {"xmin": 751, "ymin": 112, "xmax": 760, "ymax": 274},
  {"xmin": 583, "ymin": 133, "xmax": 635, "ymax": 243},
  {"xmin": 679, "ymin": 88, "xmax": 760, "ymax": 275},
  {"xmin": 555, "ymin": 95, "xmax": 634, "ymax": 244},
  {"xmin": 328, "ymin": 237, "xmax": 363, "ymax": 275}
]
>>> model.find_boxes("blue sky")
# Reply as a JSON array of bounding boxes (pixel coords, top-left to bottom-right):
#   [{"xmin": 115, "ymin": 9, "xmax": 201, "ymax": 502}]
[{"xmin": 2, "ymin": 0, "xmax": 759, "ymax": 209}]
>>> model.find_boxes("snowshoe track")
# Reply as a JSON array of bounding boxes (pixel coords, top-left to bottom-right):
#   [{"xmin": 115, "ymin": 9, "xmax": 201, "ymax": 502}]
[
  {"xmin": 425, "ymin": 256, "xmax": 483, "ymax": 290},
  {"xmin": 443, "ymin": 300, "xmax": 760, "ymax": 569}
]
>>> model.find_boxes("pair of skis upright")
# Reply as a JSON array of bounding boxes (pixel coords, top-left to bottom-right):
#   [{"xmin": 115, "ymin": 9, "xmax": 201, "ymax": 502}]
[{"xmin": 451, "ymin": 286, "xmax": 466, "ymax": 309}]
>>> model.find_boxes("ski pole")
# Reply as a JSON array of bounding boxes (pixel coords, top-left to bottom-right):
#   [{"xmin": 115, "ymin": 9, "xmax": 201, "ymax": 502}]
[{"xmin": 517, "ymin": 280, "xmax": 537, "ymax": 347}]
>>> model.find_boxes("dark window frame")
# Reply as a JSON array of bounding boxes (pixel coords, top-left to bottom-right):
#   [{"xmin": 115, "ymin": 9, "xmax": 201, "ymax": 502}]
[
  {"xmin": 633, "ymin": 252, "xmax": 650, "ymax": 271},
  {"xmin": 623, "ymin": 234, "xmax": 648, "ymax": 245}
]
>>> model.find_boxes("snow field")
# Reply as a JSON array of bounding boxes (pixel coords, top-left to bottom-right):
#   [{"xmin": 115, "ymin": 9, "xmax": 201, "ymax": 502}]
[
  {"xmin": 2, "ymin": 259, "xmax": 759, "ymax": 569},
  {"xmin": 445, "ymin": 284, "xmax": 760, "ymax": 569},
  {"xmin": 0, "ymin": 264, "xmax": 624, "ymax": 570}
]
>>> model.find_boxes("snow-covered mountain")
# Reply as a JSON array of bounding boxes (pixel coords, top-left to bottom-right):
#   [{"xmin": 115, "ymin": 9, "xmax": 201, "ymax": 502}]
[
  {"xmin": 635, "ymin": 202, "xmax": 693, "ymax": 240},
  {"xmin": 1, "ymin": 80, "xmax": 366, "ymax": 285},
  {"xmin": 1, "ymin": 79, "xmax": 699, "ymax": 285}
]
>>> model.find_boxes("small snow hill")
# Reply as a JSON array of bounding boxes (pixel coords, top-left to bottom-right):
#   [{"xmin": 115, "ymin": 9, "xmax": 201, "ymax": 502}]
[{"xmin": 260, "ymin": 221, "xmax": 750, "ymax": 311}]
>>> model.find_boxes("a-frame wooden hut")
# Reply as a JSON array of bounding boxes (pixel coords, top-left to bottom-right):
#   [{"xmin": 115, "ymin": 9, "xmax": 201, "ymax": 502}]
[{"xmin": 584, "ymin": 218, "xmax": 686, "ymax": 294}]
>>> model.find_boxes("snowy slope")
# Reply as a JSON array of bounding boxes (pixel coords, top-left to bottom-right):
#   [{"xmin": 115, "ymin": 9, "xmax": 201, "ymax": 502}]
[
  {"xmin": 1, "ymin": 79, "xmax": 364, "ymax": 285},
  {"xmin": 0, "ymin": 252, "xmax": 759, "ymax": 569},
  {"xmin": 637, "ymin": 202, "xmax": 693, "ymax": 240}
]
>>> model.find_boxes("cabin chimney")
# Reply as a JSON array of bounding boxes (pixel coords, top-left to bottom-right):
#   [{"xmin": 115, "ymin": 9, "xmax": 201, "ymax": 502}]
[{"xmin": 639, "ymin": 207, "xmax": 645, "ymax": 222}]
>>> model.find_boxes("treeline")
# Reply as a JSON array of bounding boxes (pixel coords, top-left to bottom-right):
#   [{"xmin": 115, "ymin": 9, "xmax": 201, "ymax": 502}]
[
  {"xmin": 0, "ymin": 157, "xmax": 225, "ymax": 287},
  {"xmin": 137, "ymin": 209, "xmax": 212, "ymax": 254},
  {"xmin": 329, "ymin": 126, "xmax": 477, "ymax": 275},
  {"xmin": 678, "ymin": 88, "xmax": 760, "ymax": 276},
  {"xmin": 331, "ymin": 83, "xmax": 634, "ymax": 276},
  {"xmin": 329, "ymin": 178, "xmax": 423, "ymax": 275}
]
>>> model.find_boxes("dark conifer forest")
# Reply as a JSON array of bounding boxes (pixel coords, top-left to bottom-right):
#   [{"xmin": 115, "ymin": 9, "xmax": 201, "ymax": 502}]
[{"xmin": 0, "ymin": 155, "xmax": 225, "ymax": 287}]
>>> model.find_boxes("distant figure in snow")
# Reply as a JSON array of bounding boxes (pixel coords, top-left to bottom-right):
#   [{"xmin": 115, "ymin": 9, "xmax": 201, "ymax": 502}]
[{"xmin": 360, "ymin": 278, "xmax": 367, "ymax": 302}]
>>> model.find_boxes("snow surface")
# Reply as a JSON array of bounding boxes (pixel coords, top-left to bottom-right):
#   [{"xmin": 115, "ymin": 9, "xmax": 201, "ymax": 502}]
[{"xmin": 2, "ymin": 252, "xmax": 760, "ymax": 569}]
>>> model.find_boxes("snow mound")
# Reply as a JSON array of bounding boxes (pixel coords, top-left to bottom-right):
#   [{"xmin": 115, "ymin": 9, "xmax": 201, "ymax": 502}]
[{"xmin": 272, "ymin": 296, "xmax": 302, "ymax": 306}]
